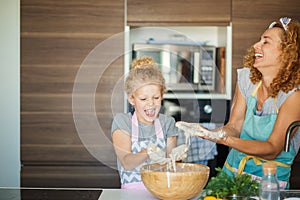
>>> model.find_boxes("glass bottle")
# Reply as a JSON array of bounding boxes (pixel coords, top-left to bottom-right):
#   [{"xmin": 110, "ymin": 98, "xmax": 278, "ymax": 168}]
[{"xmin": 259, "ymin": 162, "xmax": 280, "ymax": 200}]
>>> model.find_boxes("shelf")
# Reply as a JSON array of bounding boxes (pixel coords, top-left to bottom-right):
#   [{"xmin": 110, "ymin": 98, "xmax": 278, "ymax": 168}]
[{"xmin": 163, "ymin": 92, "xmax": 230, "ymax": 100}]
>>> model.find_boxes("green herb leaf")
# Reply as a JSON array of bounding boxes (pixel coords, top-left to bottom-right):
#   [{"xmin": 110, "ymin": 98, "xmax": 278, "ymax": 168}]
[{"xmin": 199, "ymin": 168, "xmax": 259, "ymax": 199}]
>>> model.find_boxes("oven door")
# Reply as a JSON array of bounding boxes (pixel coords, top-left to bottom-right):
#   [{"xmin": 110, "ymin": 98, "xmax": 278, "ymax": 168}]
[{"xmin": 162, "ymin": 99, "xmax": 230, "ymax": 123}]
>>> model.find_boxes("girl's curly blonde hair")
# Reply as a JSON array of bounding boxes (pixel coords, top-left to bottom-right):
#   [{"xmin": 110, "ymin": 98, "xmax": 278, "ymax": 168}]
[
  {"xmin": 124, "ymin": 56, "xmax": 166, "ymax": 96},
  {"xmin": 243, "ymin": 18, "xmax": 300, "ymax": 98}
]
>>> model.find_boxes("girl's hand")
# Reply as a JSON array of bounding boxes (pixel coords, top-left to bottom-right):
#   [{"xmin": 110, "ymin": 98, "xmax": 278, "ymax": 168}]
[
  {"xmin": 169, "ymin": 144, "xmax": 189, "ymax": 161},
  {"xmin": 147, "ymin": 144, "xmax": 170, "ymax": 165}
]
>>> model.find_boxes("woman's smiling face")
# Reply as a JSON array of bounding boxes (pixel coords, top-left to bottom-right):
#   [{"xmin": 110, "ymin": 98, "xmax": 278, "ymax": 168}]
[
  {"xmin": 129, "ymin": 84, "xmax": 163, "ymax": 125},
  {"xmin": 253, "ymin": 27, "xmax": 283, "ymax": 71}
]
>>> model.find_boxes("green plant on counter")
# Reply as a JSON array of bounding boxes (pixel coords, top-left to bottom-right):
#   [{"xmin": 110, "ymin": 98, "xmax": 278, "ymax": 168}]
[{"xmin": 199, "ymin": 168, "xmax": 259, "ymax": 199}]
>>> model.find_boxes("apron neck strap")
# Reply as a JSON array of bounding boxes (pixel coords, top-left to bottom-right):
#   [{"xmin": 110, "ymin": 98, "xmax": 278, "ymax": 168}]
[
  {"xmin": 251, "ymin": 80, "xmax": 278, "ymax": 113},
  {"xmin": 131, "ymin": 112, "xmax": 164, "ymax": 142},
  {"xmin": 251, "ymin": 81, "xmax": 262, "ymax": 97}
]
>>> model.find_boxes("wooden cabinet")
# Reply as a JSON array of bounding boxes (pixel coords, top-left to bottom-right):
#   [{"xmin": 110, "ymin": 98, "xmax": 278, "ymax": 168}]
[
  {"xmin": 21, "ymin": 165, "xmax": 120, "ymax": 188},
  {"xmin": 127, "ymin": 0, "xmax": 231, "ymax": 26},
  {"xmin": 21, "ymin": 0, "xmax": 124, "ymax": 188}
]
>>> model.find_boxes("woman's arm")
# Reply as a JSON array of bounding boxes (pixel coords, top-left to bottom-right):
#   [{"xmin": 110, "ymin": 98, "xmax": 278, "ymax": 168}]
[
  {"xmin": 112, "ymin": 129, "xmax": 149, "ymax": 171},
  {"xmin": 222, "ymin": 90, "xmax": 300, "ymax": 160},
  {"xmin": 175, "ymin": 85, "xmax": 247, "ymax": 142},
  {"xmin": 218, "ymin": 84, "xmax": 247, "ymax": 138}
]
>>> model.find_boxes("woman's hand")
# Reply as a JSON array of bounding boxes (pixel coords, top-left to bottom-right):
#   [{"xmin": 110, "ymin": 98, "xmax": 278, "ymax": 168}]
[{"xmin": 176, "ymin": 121, "xmax": 227, "ymax": 141}]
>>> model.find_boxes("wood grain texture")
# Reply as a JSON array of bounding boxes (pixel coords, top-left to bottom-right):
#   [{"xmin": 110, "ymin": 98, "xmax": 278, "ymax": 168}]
[
  {"xmin": 127, "ymin": 0, "xmax": 231, "ymax": 26},
  {"xmin": 21, "ymin": 165, "xmax": 121, "ymax": 188},
  {"xmin": 21, "ymin": 0, "xmax": 123, "ymax": 34},
  {"xmin": 21, "ymin": 0, "xmax": 124, "ymax": 188}
]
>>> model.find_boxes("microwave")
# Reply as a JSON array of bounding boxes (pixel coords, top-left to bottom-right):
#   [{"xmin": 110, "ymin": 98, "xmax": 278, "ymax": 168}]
[{"xmin": 132, "ymin": 43, "xmax": 224, "ymax": 92}]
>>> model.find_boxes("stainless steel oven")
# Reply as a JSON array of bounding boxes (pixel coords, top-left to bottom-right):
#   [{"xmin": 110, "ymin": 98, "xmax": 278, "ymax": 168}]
[
  {"xmin": 162, "ymin": 98, "xmax": 230, "ymax": 123},
  {"xmin": 132, "ymin": 43, "xmax": 218, "ymax": 92}
]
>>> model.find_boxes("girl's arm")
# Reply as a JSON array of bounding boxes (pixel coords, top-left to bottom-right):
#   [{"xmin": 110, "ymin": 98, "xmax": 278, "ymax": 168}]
[{"xmin": 112, "ymin": 129, "xmax": 149, "ymax": 171}]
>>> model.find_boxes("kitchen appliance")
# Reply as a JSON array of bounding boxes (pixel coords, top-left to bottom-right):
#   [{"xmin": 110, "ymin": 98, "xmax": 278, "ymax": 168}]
[
  {"xmin": 132, "ymin": 43, "xmax": 224, "ymax": 92},
  {"xmin": 162, "ymin": 98, "xmax": 230, "ymax": 124}
]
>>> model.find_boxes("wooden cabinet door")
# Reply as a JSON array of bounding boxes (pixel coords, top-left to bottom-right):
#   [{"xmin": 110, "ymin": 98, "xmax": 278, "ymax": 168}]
[
  {"xmin": 127, "ymin": 0, "xmax": 231, "ymax": 26},
  {"xmin": 21, "ymin": 0, "xmax": 124, "ymax": 187}
]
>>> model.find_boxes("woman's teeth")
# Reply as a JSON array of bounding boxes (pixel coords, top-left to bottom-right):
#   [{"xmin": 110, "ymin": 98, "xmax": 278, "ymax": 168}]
[{"xmin": 255, "ymin": 53, "xmax": 263, "ymax": 58}]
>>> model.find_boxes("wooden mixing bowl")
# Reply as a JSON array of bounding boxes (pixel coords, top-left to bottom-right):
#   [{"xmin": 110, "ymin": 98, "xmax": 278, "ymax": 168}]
[{"xmin": 141, "ymin": 162, "xmax": 210, "ymax": 200}]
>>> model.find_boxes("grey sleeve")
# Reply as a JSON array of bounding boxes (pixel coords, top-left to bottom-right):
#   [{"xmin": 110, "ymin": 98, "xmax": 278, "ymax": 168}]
[
  {"xmin": 160, "ymin": 114, "xmax": 179, "ymax": 138},
  {"xmin": 237, "ymin": 67, "xmax": 254, "ymax": 99},
  {"xmin": 111, "ymin": 113, "xmax": 132, "ymax": 136}
]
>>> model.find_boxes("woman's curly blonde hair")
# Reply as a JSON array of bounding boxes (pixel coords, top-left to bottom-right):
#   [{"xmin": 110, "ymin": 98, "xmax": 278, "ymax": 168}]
[
  {"xmin": 243, "ymin": 18, "xmax": 300, "ymax": 97},
  {"xmin": 124, "ymin": 56, "xmax": 166, "ymax": 96}
]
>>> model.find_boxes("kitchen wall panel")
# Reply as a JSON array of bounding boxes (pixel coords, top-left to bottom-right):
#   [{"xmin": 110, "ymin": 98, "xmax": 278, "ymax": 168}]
[
  {"xmin": 127, "ymin": 0, "xmax": 231, "ymax": 26},
  {"xmin": 21, "ymin": 0, "xmax": 124, "ymax": 188},
  {"xmin": 21, "ymin": 0, "xmax": 122, "ymax": 34},
  {"xmin": 22, "ymin": 166, "xmax": 120, "ymax": 188}
]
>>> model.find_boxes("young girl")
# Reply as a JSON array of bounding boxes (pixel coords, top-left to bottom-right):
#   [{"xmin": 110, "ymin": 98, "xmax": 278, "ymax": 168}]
[{"xmin": 111, "ymin": 56, "xmax": 187, "ymax": 190}]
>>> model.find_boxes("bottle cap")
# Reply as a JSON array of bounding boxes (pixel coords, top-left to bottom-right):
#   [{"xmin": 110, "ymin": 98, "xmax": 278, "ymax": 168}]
[{"xmin": 263, "ymin": 162, "xmax": 277, "ymax": 174}]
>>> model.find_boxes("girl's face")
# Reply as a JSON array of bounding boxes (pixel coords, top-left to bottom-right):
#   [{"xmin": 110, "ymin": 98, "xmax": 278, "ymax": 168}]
[
  {"xmin": 253, "ymin": 27, "xmax": 283, "ymax": 71},
  {"xmin": 129, "ymin": 84, "xmax": 163, "ymax": 125}
]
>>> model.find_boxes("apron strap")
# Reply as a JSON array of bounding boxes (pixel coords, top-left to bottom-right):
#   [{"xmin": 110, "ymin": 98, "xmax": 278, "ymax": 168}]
[
  {"xmin": 225, "ymin": 155, "xmax": 291, "ymax": 175},
  {"xmin": 251, "ymin": 80, "xmax": 279, "ymax": 114},
  {"xmin": 225, "ymin": 158, "xmax": 289, "ymax": 189},
  {"xmin": 237, "ymin": 156, "xmax": 263, "ymax": 174},
  {"xmin": 251, "ymin": 81, "xmax": 262, "ymax": 97},
  {"xmin": 131, "ymin": 112, "xmax": 164, "ymax": 142},
  {"xmin": 274, "ymin": 98, "xmax": 279, "ymax": 114},
  {"xmin": 154, "ymin": 118, "xmax": 164, "ymax": 139},
  {"xmin": 132, "ymin": 112, "xmax": 139, "ymax": 142}
]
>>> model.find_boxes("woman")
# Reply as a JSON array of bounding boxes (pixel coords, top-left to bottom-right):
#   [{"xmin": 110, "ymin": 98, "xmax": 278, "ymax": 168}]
[{"xmin": 176, "ymin": 17, "xmax": 300, "ymax": 189}]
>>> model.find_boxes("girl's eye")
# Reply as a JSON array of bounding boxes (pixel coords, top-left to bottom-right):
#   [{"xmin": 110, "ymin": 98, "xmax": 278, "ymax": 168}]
[
  {"xmin": 139, "ymin": 98, "xmax": 146, "ymax": 101},
  {"xmin": 154, "ymin": 96, "xmax": 160, "ymax": 100}
]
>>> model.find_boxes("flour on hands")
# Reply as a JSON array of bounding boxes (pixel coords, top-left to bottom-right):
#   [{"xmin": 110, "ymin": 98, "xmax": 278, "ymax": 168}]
[
  {"xmin": 176, "ymin": 121, "xmax": 226, "ymax": 140},
  {"xmin": 147, "ymin": 143, "xmax": 170, "ymax": 165}
]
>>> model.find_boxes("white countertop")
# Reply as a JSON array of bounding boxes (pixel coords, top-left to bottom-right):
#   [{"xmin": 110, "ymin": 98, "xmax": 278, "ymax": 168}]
[
  {"xmin": 0, "ymin": 187, "xmax": 298, "ymax": 199},
  {"xmin": 99, "ymin": 190, "xmax": 300, "ymax": 200},
  {"xmin": 99, "ymin": 189, "xmax": 202, "ymax": 200},
  {"xmin": 99, "ymin": 189, "xmax": 157, "ymax": 200}
]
